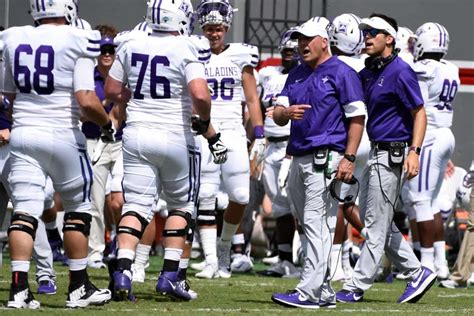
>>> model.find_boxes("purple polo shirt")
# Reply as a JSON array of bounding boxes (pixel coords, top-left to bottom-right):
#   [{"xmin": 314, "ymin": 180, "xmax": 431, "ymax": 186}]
[
  {"xmin": 81, "ymin": 67, "xmax": 125, "ymax": 140},
  {"xmin": 281, "ymin": 56, "xmax": 364, "ymax": 156},
  {"xmin": 360, "ymin": 56, "xmax": 423, "ymax": 142},
  {"xmin": 0, "ymin": 110, "xmax": 11, "ymax": 130}
]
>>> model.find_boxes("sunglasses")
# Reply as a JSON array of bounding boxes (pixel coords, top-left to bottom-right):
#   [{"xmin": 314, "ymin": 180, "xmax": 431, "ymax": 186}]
[
  {"xmin": 362, "ymin": 29, "xmax": 388, "ymax": 38},
  {"xmin": 100, "ymin": 46, "xmax": 115, "ymax": 55}
]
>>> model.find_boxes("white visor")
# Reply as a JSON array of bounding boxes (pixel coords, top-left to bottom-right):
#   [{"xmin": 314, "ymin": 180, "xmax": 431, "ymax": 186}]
[{"xmin": 359, "ymin": 17, "xmax": 397, "ymax": 38}]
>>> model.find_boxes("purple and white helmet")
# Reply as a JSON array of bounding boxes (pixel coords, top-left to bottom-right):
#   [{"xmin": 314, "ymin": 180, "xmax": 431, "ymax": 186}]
[
  {"xmin": 29, "ymin": 0, "xmax": 77, "ymax": 23},
  {"xmin": 330, "ymin": 13, "xmax": 364, "ymax": 54},
  {"xmin": 196, "ymin": 0, "xmax": 235, "ymax": 28},
  {"xmin": 145, "ymin": 0, "xmax": 195, "ymax": 36},
  {"xmin": 413, "ymin": 22, "xmax": 449, "ymax": 61},
  {"xmin": 278, "ymin": 27, "xmax": 298, "ymax": 52}
]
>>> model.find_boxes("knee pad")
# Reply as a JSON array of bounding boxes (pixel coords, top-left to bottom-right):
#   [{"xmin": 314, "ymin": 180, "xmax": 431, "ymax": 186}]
[
  {"xmin": 63, "ymin": 212, "xmax": 92, "ymax": 237},
  {"xmin": 8, "ymin": 213, "xmax": 39, "ymax": 240},
  {"xmin": 163, "ymin": 210, "xmax": 192, "ymax": 237},
  {"xmin": 196, "ymin": 209, "xmax": 216, "ymax": 226},
  {"xmin": 117, "ymin": 211, "xmax": 149, "ymax": 239},
  {"xmin": 186, "ymin": 218, "xmax": 196, "ymax": 243},
  {"xmin": 228, "ymin": 187, "xmax": 249, "ymax": 205},
  {"xmin": 413, "ymin": 200, "xmax": 434, "ymax": 222}
]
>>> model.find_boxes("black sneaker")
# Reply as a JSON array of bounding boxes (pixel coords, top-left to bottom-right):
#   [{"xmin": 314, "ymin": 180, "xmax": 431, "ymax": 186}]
[
  {"xmin": 7, "ymin": 285, "xmax": 40, "ymax": 309},
  {"xmin": 66, "ymin": 280, "xmax": 111, "ymax": 308}
]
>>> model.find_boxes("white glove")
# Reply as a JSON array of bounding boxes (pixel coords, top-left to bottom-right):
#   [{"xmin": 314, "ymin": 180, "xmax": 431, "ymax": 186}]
[
  {"xmin": 208, "ymin": 133, "xmax": 228, "ymax": 164},
  {"xmin": 250, "ymin": 138, "xmax": 266, "ymax": 164},
  {"xmin": 463, "ymin": 170, "xmax": 474, "ymax": 188},
  {"xmin": 278, "ymin": 157, "xmax": 292, "ymax": 197},
  {"xmin": 91, "ymin": 139, "xmax": 107, "ymax": 165}
]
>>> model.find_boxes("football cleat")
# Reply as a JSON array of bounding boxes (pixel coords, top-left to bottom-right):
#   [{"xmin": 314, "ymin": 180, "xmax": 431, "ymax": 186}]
[
  {"xmin": 7, "ymin": 286, "xmax": 41, "ymax": 309},
  {"xmin": 112, "ymin": 270, "xmax": 136, "ymax": 302},
  {"xmin": 336, "ymin": 289, "xmax": 364, "ymax": 303},
  {"xmin": 66, "ymin": 280, "xmax": 111, "ymax": 308},
  {"xmin": 190, "ymin": 260, "xmax": 206, "ymax": 271},
  {"xmin": 230, "ymin": 253, "xmax": 253, "ymax": 273},
  {"xmin": 271, "ymin": 289, "xmax": 320, "ymax": 309},
  {"xmin": 397, "ymin": 266, "xmax": 436, "ymax": 304},
  {"xmin": 179, "ymin": 279, "xmax": 198, "ymax": 300},
  {"xmin": 195, "ymin": 263, "xmax": 218, "ymax": 279},
  {"xmin": 156, "ymin": 271, "xmax": 193, "ymax": 301},
  {"xmin": 435, "ymin": 261, "xmax": 450, "ymax": 280},
  {"xmin": 257, "ymin": 260, "xmax": 300, "ymax": 278},
  {"xmin": 37, "ymin": 279, "xmax": 57, "ymax": 295},
  {"xmin": 88, "ymin": 260, "xmax": 106, "ymax": 269},
  {"xmin": 439, "ymin": 279, "xmax": 466, "ymax": 289}
]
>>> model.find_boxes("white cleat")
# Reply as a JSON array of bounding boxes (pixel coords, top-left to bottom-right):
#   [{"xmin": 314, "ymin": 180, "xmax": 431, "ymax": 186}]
[
  {"xmin": 180, "ymin": 280, "xmax": 198, "ymax": 300},
  {"xmin": 262, "ymin": 255, "xmax": 279, "ymax": 265},
  {"xmin": 190, "ymin": 260, "xmax": 206, "ymax": 271},
  {"xmin": 230, "ymin": 254, "xmax": 253, "ymax": 273},
  {"xmin": 195, "ymin": 263, "xmax": 218, "ymax": 279},
  {"xmin": 468, "ymin": 273, "xmax": 474, "ymax": 287},
  {"xmin": 87, "ymin": 260, "xmax": 106, "ymax": 269},
  {"xmin": 435, "ymin": 262, "xmax": 450, "ymax": 280},
  {"xmin": 131, "ymin": 263, "xmax": 146, "ymax": 283},
  {"xmin": 66, "ymin": 281, "xmax": 111, "ymax": 308},
  {"xmin": 7, "ymin": 287, "xmax": 41, "ymax": 309},
  {"xmin": 439, "ymin": 279, "xmax": 466, "ymax": 289}
]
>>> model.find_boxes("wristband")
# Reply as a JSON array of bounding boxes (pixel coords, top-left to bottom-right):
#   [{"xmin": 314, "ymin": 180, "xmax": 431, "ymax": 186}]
[{"xmin": 254, "ymin": 125, "xmax": 264, "ymax": 139}]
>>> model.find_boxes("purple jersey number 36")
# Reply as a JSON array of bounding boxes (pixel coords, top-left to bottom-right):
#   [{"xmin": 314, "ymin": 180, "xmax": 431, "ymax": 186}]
[{"xmin": 14, "ymin": 44, "xmax": 55, "ymax": 95}]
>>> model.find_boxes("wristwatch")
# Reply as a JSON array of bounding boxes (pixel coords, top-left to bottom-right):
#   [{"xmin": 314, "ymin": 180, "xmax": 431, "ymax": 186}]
[
  {"xmin": 343, "ymin": 154, "xmax": 356, "ymax": 163},
  {"xmin": 408, "ymin": 146, "xmax": 422, "ymax": 155}
]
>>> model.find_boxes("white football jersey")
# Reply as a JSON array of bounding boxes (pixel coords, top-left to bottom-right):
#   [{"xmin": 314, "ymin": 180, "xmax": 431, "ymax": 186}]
[
  {"xmin": 415, "ymin": 59, "xmax": 460, "ymax": 129},
  {"xmin": 110, "ymin": 33, "xmax": 210, "ymax": 131},
  {"xmin": 2, "ymin": 25, "xmax": 101, "ymax": 128},
  {"xmin": 398, "ymin": 52, "xmax": 415, "ymax": 69},
  {"xmin": 205, "ymin": 43, "xmax": 259, "ymax": 124},
  {"xmin": 258, "ymin": 65, "xmax": 290, "ymax": 137},
  {"xmin": 338, "ymin": 55, "xmax": 365, "ymax": 72}
]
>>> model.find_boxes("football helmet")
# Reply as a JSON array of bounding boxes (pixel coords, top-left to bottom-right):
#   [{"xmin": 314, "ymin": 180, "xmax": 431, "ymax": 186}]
[
  {"xmin": 145, "ymin": 0, "xmax": 195, "ymax": 36},
  {"xmin": 278, "ymin": 27, "xmax": 298, "ymax": 52},
  {"xmin": 133, "ymin": 22, "xmax": 153, "ymax": 34},
  {"xmin": 29, "ymin": 0, "xmax": 77, "ymax": 23},
  {"xmin": 413, "ymin": 22, "xmax": 449, "ymax": 61},
  {"xmin": 330, "ymin": 13, "xmax": 364, "ymax": 55},
  {"xmin": 396, "ymin": 26, "xmax": 414, "ymax": 54},
  {"xmin": 196, "ymin": 0, "xmax": 235, "ymax": 28},
  {"xmin": 72, "ymin": 18, "xmax": 92, "ymax": 30}
]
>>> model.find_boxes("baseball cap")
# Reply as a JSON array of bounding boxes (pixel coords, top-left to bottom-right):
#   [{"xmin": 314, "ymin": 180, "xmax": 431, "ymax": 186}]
[
  {"xmin": 290, "ymin": 17, "xmax": 329, "ymax": 40},
  {"xmin": 99, "ymin": 37, "xmax": 116, "ymax": 47},
  {"xmin": 358, "ymin": 16, "xmax": 397, "ymax": 38}
]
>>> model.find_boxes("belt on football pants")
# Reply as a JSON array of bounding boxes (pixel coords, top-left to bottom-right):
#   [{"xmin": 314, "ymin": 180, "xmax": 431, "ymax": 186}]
[{"xmin": 267, "ymin": 136, "xmax": 290, "ymax": 143}]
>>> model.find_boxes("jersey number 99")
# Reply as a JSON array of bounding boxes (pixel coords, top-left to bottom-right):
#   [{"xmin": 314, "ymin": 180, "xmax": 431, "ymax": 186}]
[{"xmin": 14, "ymin": 44, "xmax": 55, "ymax": 95}]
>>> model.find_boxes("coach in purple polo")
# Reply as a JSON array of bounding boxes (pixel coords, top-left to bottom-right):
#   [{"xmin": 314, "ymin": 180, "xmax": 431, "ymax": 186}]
[
  {"xmin": 270, "ymin": 17, "xmax": 366, "ymax": 309},
  {"xmin": 336, "ymin": 13, "xmax": 435, "ymax": 305}
]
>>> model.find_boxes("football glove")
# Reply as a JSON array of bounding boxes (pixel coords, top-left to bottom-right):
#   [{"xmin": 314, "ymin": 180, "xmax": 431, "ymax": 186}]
[
  {"xmin": 191, "ymin": 115, "xmax": 210, "ymax": 135},
  {"xmin": 278, "ymin": 157, "xmax": 292, "ymax": 197},
  {"xmin": 249, "ymin": 138, "xmax": 266, "ymax": 164},
  {"xmin": 100, "ymin": 121, "xmax": 117, "ymax": 143},
  {"xmin": 463, "ymin": 170, "xmax": 474, "ymax": 188},
  {"xmin": 1, "ymin": 95, "xmax": 10, "ymax": 110},
  {"xmin": 208, "ymin": 133, "xmax": 228, "ymax": 164}
]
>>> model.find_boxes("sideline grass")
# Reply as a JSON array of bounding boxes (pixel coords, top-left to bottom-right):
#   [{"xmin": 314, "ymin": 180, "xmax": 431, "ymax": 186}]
[{"xmin": 0, "ymin": 254, "xmax": 473, "ymax": 315}]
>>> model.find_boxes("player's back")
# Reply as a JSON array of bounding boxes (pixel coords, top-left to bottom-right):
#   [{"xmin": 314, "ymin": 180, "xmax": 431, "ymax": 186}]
[
  {"xmin": 205, "ymin": 43, "xmax": 259, "ymax": 124},
  {"xmin": 117, "ymin": 33, "xmax": 210, "ymax": 131},
  {"xmin": 2, "ymin": 25, "xmax": 100, "ymax": 128},
  {"xmin": 415, "ymin": 59, "xmax": 460, "ymax": 129},
  {"xmin": 338, "ymin": 55, "xmax": 365, "ymax": 73}
]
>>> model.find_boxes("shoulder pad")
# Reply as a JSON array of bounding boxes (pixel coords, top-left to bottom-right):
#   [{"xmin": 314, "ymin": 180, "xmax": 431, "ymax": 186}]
[{"xmin": 186, "ymin": 35, "xmax": 211, "ymax": 64}]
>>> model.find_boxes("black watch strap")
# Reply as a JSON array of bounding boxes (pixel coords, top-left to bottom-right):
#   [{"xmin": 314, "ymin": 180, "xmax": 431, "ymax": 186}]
[{"xmin": 343, "ymin": 154, "xmax": 356, "ymax": 163}]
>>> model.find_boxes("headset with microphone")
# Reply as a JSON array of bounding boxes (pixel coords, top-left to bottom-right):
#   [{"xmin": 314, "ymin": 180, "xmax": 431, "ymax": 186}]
[{"xmin": 329, "ymin": 175, "xmax": 360, "ymax": 203}]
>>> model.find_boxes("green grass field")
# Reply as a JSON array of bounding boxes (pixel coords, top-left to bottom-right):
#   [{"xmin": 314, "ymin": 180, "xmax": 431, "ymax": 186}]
[{"xmin": 0, "ymin": 254, "xmax": 473, "ymax": 315}]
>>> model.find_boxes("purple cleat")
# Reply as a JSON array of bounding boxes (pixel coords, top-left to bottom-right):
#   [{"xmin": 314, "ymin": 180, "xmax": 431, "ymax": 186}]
[
  {"xmin": 37, "ymin": 280, "xmax": 57, "ymax": 295},
  {"xmin": 398, "ymin": 266, "xmax": 436, "ymax": 304},
  {"xmin": 156, "ymin": 271, "xmax": 193, "ymax": 301},
  {"xmin": 112, "ymin": 271, "xmax": 136, "ymax": 302},
  {"xmin": 271, "ymin": 289, "xmax": 320, "ymax": 309},
  {"xmin": 336, "ymin": 289, "xmax": 364, "ymax": 303}
]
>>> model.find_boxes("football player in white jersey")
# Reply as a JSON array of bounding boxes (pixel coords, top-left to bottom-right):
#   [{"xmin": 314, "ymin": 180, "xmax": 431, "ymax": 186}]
[
  {"xmin": 105, "ymin": 0, "xmax": 227, "ymax": 301},
  {"xmin": 1, "ymin": 0, "xmax": 113, "ymax": 309},
  {"xmin": 256, "ymin": 28, "xmax": 300, "ymax": 278},
  {"xmin": 396, "ymin": 26, "xmax": 415, "ymax": 68},
  {"xmin": 328, "ymin": 13, "xmax": 369, "ymax": 282},
  {"xmin": 193, "ymin": 0, "xmax": 265, "ymax": 279},
  {"xmin": 403, "ymin": 22, "xmax": 460, "ymax": 279}
]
